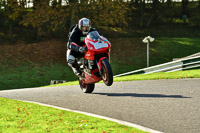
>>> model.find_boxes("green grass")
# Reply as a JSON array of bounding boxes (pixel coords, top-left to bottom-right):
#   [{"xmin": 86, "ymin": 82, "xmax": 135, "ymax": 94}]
[
  {"xmin": 0, "ymin": 63, "xmax": 77, "ymax": 90},
  {"xmin": 110, "ymin": 37, "xmax": 200, "ymax": 75},
  {"xmin": 146, "ymin": 37, "xmax": 200, "ymax": 67},
  {"xmin": 153, "ymin": 38, "xmax": 200, "ymax": 61},
  {"xmin": 114, "ymin": 69, "xmax": 200, "ymax": 81},
  {"xmin": 0, "ymin": 97, "xmax": 148, "ymax": 133},
  {"xmin": 2, "ymin": 69, "xmax": 198, "ymax": 132},
  {"xmin": 47, "ymin": 69, "xmax": 200, "ymax": 87}
]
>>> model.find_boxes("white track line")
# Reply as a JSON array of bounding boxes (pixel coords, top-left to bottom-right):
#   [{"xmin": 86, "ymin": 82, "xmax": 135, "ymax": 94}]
[{"xmin": 17, "ymin": 99, "xmax": 164, "ymax": 133}]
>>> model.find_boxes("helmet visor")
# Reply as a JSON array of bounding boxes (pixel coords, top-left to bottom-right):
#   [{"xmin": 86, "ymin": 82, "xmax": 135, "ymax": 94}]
[{"xmin": 81, "ymin": 26, "xmax": 91, "ymax": 32}]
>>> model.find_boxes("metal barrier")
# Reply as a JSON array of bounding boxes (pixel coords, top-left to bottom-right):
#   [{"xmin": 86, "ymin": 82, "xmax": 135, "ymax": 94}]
[{"xmin": 114, "ymin": 55, "xmax": 200, "ymax": 77}]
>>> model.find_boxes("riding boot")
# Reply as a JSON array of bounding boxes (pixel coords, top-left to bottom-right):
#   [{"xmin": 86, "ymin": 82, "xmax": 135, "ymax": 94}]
[
  {"xmin": 71, "ymin": 67, "xmax": 81, "ymax": 76},
  {"xmin": 71, "ymin": 61, "xmax": 82, "ymax": 76}
]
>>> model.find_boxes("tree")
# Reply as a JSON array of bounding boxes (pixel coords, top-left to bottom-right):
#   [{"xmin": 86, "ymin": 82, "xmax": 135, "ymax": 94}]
[
  {"xmin": 72, "ymin": 0, "xmax": 130, "ymax": 29},
  {"xmin": 21, "ymin": 0, "xmax": 71, "ymax": 39}
]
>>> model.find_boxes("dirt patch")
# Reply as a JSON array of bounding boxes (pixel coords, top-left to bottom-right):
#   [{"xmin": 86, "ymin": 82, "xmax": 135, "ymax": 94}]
[
  {"xmin": 0, "ymin": 40, "xmax": 67, "ymax": 66},
  {"xmin": 0, "ymin": 38, "xmax": 144, "ymax": 67},
  {"xmin": 110, "ymin": 38, "xmax": 145, "ymax": 63}
]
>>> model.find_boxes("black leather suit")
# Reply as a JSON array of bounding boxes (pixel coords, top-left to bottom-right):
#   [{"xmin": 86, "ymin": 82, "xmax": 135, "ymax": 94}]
[{"xmin": 66, "ymin": 24, "xmax": 96, "ymax": 72}]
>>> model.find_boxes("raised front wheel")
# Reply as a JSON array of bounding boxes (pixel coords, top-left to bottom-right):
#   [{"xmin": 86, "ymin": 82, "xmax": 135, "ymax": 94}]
[
  {"xmin": 79, "ymin": 79, "xmax": 95, "ymax": 93},
  {"xmin": 101, "ymin": 58, "xmax": 113, "ymax": 86}
]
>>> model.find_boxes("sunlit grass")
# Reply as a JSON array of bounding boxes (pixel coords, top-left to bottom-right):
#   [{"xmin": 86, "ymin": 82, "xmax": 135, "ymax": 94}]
[
  {"xmin": 0, "ymin": 97, "xmax": 148, "ymax": 133},
  {"xmin": 114, "ymin": 69, "xmax": 200, "ymax": 82},
  {"xmin": 0, "ymin": 63, "xmax": 76, "ymax": 90},
  {"xmin": 47, "ymin": 69, "xmax": 200, "ymax": 87}
]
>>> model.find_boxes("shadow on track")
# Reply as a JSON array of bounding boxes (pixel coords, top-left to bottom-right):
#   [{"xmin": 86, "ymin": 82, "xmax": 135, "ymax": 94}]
[{"xmin": 93, "ymin": 93, "xmax": 191, "ymax": 98}]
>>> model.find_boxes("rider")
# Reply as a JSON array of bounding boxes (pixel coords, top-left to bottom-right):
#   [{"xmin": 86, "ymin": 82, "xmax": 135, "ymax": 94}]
[{"xmin": 66, "ymin": 18, "xmax": 97, "ymax": 77}]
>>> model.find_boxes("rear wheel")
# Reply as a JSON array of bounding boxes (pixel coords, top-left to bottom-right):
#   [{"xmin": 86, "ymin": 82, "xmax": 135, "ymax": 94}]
[
  {"xmin": 79, "ymin": 79, "xmax": 95, "ymax": 93},
  {"xmin": 101, "ymin": 58, "xmax": 113, "ymax": 86}
]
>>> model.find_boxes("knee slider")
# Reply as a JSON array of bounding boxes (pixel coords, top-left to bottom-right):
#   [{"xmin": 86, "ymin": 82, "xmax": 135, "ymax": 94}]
[
  {"xmin": 67, "ymin": 59, "xmax": 75, "ymax": 67},
  {"xmin": 67, "ymin": 54, "xmax": 75, "ymax": 67}
]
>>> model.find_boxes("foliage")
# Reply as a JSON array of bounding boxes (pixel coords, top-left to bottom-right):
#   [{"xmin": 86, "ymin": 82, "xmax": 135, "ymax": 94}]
[
  {"xmin": 0, "ymin": 0, "xmax": 200, "ymax": 43},
  {"xmin": 71, "ymin": 0, "xmax": 131, "ymax": 29},
  {"xmin": 6, "ymin": 0, "xmax": 26, "ymax": 21},
  {"xmin": 21, "ymin": 0, "xmax": 71, "ymax": 37}
]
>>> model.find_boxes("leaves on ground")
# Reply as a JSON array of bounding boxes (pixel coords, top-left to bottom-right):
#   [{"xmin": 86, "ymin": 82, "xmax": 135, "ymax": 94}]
[{"xmin": 0, "ymin": 98, "xmax": 148, "ymax": 133}]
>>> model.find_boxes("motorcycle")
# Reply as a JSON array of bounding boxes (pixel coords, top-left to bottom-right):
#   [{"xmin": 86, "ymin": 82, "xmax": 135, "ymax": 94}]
[{"xmin": 77, "ymin": 31, "xmax": 113, "ymax": 93}]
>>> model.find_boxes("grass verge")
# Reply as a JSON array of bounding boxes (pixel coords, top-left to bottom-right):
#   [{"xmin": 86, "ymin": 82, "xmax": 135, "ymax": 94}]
[
  {"xmin": 0, "ymin": 97, "xmax": 148, "ymax": 133},
  {"xmin": 47, "ymin": 69, "xmax": 200, "ymax": 87},
  {"xmin": 114, "ymin": 69, "xmax": 200, "ymax": 81},
  {"xmin": 0, "ymin": 63, "xmax": 77, "ymax": 90}
]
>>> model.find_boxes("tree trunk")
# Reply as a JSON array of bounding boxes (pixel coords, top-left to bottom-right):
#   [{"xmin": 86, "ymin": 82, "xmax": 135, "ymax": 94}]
[
  {"xmin": 9, "ymin": 24, "xmax": 12, "ymax": 35},
  {"xmin": 152, "ymin": 0, "xmax": 159, "ymax": 24},
  {"xmin": 182, "ymin": 0, "xmax": 189, "ymax": 15},
  {"xmin": 134, "ymin": 0, "xmax": 139, "ymax": 7},
  {"xmin": 68, "ymin": 0, "xmax": 78, "ymax": 4},
  {"xmin": 140, "ymin": 0, "xmax": 145, "ymax": 28},
  {"xmin": 146, "ymin": 14, "xmax": 153, "ymax": 27},
  {"xmin": 167, "ymin": 0, "xmax": 171, "ymax": 8},
  {"xmin": 33, "ymin": 0, "xmax": 40, "ymax": 10},
  {"xmin": 19, "ymin": 0, "xmax": 25, "ymax": 8},
  {"xmin": 199, "ymin": 0, "xmax": 200, "ymax": 9}
]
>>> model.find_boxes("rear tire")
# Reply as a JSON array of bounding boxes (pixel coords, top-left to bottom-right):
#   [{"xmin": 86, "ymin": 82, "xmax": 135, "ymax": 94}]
[
  {"xmin": 101, "ymin": 58, "xmax": 113, "ymax": 86},
  {"xmin": 79, "ymin": 79, "xmax": 95, "ymax": 93}
]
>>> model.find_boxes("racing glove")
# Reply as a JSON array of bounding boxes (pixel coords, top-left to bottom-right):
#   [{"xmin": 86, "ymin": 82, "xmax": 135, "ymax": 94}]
[
  {"xmin": 69, "ymin": 42, "xmax": 87, "ymax": 53},
  {"xmin": 79, "ymin": 47, "xmax": 87, "ymax": 53}
]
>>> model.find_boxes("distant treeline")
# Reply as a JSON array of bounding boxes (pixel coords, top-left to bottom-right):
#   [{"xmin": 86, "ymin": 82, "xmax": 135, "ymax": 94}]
[{"xmin": 0, "ymin": 0, "xmax": 200, "ymax": 43}]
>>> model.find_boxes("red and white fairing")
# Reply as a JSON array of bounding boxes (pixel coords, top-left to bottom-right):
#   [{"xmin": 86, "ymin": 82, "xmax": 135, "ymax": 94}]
[
  {"xmin": 78, "ymin": 31, "xmax": 113, "ymax": 93},
  {"xmin": 81, "ymin": 31, "xmax": 111, "ymax": 84},
  {"xmin": 84, "ymin": 31, "xmax": 111, "ymax": 60},
  {"xmin": 85, "ymin": 37, "xmax": 111, "ymax": 51}
]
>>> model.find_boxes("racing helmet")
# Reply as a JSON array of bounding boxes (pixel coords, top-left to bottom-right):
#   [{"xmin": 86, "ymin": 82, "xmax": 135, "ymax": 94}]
[{"xmin": 78, "ymin": 18, "xmax": 91, "ymax": 35}]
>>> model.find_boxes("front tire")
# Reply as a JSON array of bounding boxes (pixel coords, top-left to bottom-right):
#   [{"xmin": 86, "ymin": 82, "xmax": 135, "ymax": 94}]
[
  {"xmin": 101, "ymin": 58, "xmax": 113, "ymax": 86},
  {"xmin": 79, "ymin": 79, "xmax": 95, "ymax": 93}
]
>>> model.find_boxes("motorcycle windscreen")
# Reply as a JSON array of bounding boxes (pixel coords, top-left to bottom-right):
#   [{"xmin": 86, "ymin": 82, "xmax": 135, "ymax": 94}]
[
  {"xmin": 87, "ymin": 31, "xmax": 109, "ymax": 50},
  {"xmin": 87, "ymin": 31, "xmax": 101, "ymax": 41}
]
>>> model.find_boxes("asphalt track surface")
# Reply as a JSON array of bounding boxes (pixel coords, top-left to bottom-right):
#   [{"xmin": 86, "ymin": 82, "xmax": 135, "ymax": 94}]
[{"xmin": 0, "ymin": 79, "xmax": 200, "ymax": 133}]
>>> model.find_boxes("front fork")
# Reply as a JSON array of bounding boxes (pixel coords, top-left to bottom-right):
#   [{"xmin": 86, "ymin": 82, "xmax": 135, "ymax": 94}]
[
  {"xmin": 96, "ymin": 57, "xmax": 107, "ymax": 76},
  {"xmin": 108, "ymin": 48, "xmax": 111, "ymax": 63},
  {"xmin": 96, "ymin": 49, "xmax": 111, "ymax": 76}
]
